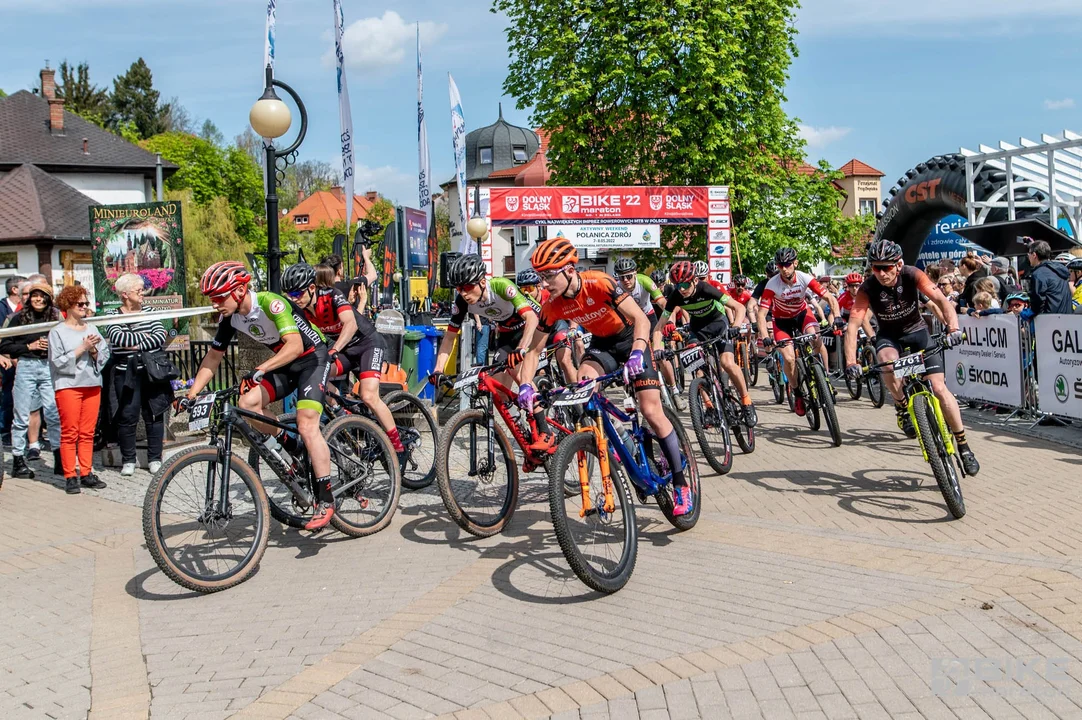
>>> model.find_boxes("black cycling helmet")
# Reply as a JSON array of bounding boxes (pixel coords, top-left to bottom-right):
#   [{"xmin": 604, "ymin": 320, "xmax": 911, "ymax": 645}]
[
  {"xmin": 765, "ymin": 261, "xmax": 778, "ymax": 278},
  {"xmin": 867, "ymin": 238, "xmax": 903, "ymax": 264},
  {"xmin": 732, "ymin": 274, "xmax": 749, "ymax": 288},
  {"xmin": 448, "ymin": 254, "xmax": 486, "ymax": 287},
  {"xmin": 774, "ymin": 247, "xmax": 798, "ymax": 266},
  {"xmin": 614, "ymin": 257, "xmax": 637, "ymax": 275},
  {"xmin": 651, "ymin": 269, "xmax": 667, "ymax": 285},
  {"xmin": 281, "ymin": 263, "xmax": 316, "ymax": 294},
  {"xmin": 516, "ymin": 268, "xmax": 541, "ymax": 287},
  {"xmin": 1068, "ymin": 257, "xmax": 1082, "ymax": 272}
]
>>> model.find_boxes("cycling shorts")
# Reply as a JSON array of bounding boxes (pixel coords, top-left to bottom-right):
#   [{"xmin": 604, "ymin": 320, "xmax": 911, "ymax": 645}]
[
  {"xmin": 875, "ymin": 328, "xmax": 944, "ymax": 376},
  {"xmin": 772, "ymin": 309, "xmax": 819, "ymax": 343},
  {"xmin": 331, "ymin": 333, "xmax": 387, "ymax": 380},
  {"xmin": 492, "ymin": 328, "xmax": 524, "ymax": 365},
  {"xmin": 259, "ymin": 348, "xmax": 331, "ymax": 412},
  {"xmin": 582, "ymin": 329, "xmax": 661, "ymax": 391},
  {"xmin": 690, "ymin": 318, "xmax": 734, "ymax": 355}
]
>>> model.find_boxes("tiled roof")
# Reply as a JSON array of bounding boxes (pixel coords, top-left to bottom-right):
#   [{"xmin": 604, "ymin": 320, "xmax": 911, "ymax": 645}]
[
  {"xmin": 487, "ymin": 129, "xmax": 551, "ymax": 186},
  {"xmin": 284, "ymin": 188, "xmax": 377, "ymax": 229},
  {"xmin": 0, "ymin": 91, "xmax": 177, "ymax": 176},
  {"xmin": 0, "ymin": 164, "xmax": 95, "ymax": 241},
  {"xmin": 838, "ymin": 159, "xmax": 884, "ymax": 177}
]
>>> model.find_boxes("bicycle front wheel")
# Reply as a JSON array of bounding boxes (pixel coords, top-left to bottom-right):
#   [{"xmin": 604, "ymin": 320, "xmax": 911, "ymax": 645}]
[
  {"xmin": 383, "ymin": 390, "xmax": 438, "ymax": 490},
  {"xmin": 749, "ymin": 347, "xmax": 760, "ymax": 387},
  {"xmin": 436, "ymin": 408, "xmax": 519, "ymax": 537},
  {"xmin": 864, "ymin": 345, "xmax": 885, "ymax": 408},
  {"xmin": 324, "ymin": 415, "xmax": 401, "ymax": 537},
  {"xmin": 738, "ymin": 341, "xmax": 752, "ymax": 390},
  {"xmin": 143, "ymin": 446, "xmax": 269, "ymax": 593},
  {"xmin": 912, "ymin": 395, "xmax": 966, "ymax": 519},
  {"xmin": 688, "ymin": 377, "xmax": 733, "ymax": 475},
  {"xmin": 548, "ymin": 430, "xmax": 637, "ymax": 593},
  {"xmin": 812, "ymin": 362, "xmax": 842, "ymax": 447}
]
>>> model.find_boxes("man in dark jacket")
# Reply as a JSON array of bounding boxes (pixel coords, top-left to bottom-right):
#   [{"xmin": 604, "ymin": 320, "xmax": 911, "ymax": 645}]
[
  {"xmin": 0, "ymin": 276, "xmax": 25, "ymax": 445},
  {"xmin": 1025, "ymin": 240, "xmax": 1073, "ymax": 316}
]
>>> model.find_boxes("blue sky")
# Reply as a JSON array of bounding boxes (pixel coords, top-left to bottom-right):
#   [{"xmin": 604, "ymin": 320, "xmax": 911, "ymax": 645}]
[{"xmin": 4, "ymin": 0, "xmax": 1082, "ymax": 207}]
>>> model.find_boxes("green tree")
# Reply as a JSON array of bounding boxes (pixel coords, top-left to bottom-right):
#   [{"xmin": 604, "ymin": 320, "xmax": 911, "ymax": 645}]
[
  {"xmin": 56, "ymin": 61, "xmax": 110, "ymax": 125},
  {"xmin": 109, "ymin": 58, "xmax": 170, "ymax": 139},
  {"xmin": 495, "ymin": 0, "xmax": 847, "ymax": 270},
  {"xmin": 279, "ymin": 160, "xmax": 340, "ymax": 212},
  {"xmin": 0, "ymin": 88, "xmax": 6, "ymax": 99},
  {"xmin": 168, "ymin": 189, "xmax": 252, "ymax": 305},
  {"xmin": 199, "ymin": 119, "xmax": 225, "ymax": 147}
]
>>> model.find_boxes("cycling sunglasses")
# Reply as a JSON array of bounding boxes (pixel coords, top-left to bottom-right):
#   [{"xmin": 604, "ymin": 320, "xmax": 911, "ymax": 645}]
[
  {"xmin": 519, "ymin": 284, "xmax": 537, "ymax": 293},
  {"xmin": 617, "ymin": 273, "xmax": 637, "ymax": 282},
  {"xmin": 285, "ymin": 288, "xmax": 309, "ymax": 299},
  {"xmin": 677, "ymin": 281, "xmax": 693, "ymax": 291},
  {"xmin": 777, "ymin": 261, "xmax": 795, "ymax": 269},
  {"xmin": 456, "ymin": 283, "xmax": 479, "ymax": 293},
  {"xmin": 871, "ymin": 264, "xmax": 897, "ymax": 272}
]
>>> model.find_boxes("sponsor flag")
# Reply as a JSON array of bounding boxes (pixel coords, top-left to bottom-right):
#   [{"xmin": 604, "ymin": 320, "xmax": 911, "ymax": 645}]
[
  {"xmin": 333, "ymin": 0, "xmax": 355, "ymax": 236},
  {"xmin": 448, "ymin": 73, "xmax": 471, "ymax": 254},
  {"xmin": 418, "ymin": 26, "xmax": 438, "ymax": 294}
]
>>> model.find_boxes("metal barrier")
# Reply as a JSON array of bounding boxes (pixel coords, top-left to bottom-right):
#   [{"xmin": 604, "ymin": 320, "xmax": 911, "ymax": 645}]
[{"xmin": 169, "ymin": 340, "xmax": 239, "ymax": 390}]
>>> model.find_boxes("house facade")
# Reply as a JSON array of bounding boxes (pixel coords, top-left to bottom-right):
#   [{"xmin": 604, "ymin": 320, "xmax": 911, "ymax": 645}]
[{"xmin": 0, "ymin": 66, "xmax": 175, "ymax": 281}]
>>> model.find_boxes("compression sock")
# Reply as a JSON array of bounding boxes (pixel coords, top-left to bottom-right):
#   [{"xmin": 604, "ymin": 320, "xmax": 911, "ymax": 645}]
[
  {"xmin": 276, "ymin": 429, "xmax": 301, "ymax": 456},
  {"xmin": 314, "ymin": 476, "xmax": 334, "ymax": 503},
  {"xmin": 952, "ymin": 429, "xmax": 968, "ymax": 448},
  {"xmin": 659, "ymin": 430, "xmax": 686, "ymax": 487},
  {"xmin": 895, "ymin": 400, "xmax": 907, "ymax": 413},
  {"xmin": 386, "ymin": 426, "xmax": 405, "ymax": 453},
  {"xmin": 533, "ymin": 409, "xmax": 551, "ymax": 435}
]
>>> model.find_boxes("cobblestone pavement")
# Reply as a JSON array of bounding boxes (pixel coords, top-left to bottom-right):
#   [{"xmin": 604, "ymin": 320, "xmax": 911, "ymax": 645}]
[{"xmin": 2, "ymin": 382, "xmax": 1082, "ymax": 720}]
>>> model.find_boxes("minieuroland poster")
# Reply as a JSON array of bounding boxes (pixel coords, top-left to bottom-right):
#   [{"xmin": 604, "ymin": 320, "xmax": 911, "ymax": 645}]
[{"xmin": 89, "ymin": 200, "xmax": 191, "ymax": 350}]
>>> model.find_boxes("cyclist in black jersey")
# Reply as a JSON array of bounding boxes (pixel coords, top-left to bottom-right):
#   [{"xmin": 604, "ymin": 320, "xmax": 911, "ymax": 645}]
[
  {"xmin": 282, "ymin": 263, "xmax": 406, "ymax": 460},
  {"xmin": 186, "ymin": 261, "xmax": 337, "ymax": 530},
  {"xmin": 843, "ymin": 240, "xmax": 979, "ymax": 475}
]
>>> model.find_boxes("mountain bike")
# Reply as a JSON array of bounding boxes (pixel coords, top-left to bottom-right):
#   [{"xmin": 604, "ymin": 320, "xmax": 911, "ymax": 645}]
[
  {"xmin": 733, "ymin": 326, "xmax": 758, "ymax": 388},
  {"xmin": 144, "ymin": 387, "xmax": 400, "ymax": 593},
  {"xmin": 768, "ymin": 327, "xmax": 842, "ymax": 447},
  {"xmin": 434, "ymin": 360, "xmax": 576, "ymax": 538},
  {"xmin": 844, "ymin": 330, "xmax": 885, "ymax": 407},
  {"xmin": 546, "ymin": 368, "xmax": 700, "ymax": 594},
  {"xmin": 861, "ymin": 333, "xmax": 966, "ymax": 518},
  {"xmin": 683, "ymin": 333, "xmax": 756, "ymax": 475}
]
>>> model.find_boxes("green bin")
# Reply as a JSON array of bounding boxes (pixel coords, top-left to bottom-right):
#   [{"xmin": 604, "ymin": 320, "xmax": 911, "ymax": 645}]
[{"xmin": 400, "ymin": 330, "xmax": 425, "ymax": 393}]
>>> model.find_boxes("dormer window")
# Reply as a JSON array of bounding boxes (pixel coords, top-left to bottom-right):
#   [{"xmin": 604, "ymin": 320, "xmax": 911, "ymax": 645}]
[
  {"xmin": 296, "ymin": 215, "xmax": 309, "ymax": 225},
  {"xmin": 479, "ymin": 147, "xmax": 493, "ymax": 164},
  {"xmin": 512, "ymin": 146, "xmax": 528, "ymax": 164}
]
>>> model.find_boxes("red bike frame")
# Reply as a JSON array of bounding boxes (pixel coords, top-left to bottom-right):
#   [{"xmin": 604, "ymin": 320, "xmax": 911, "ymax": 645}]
[{"xmin": 473, "ymin": 368, "xmax": 574, "ymax": 474}]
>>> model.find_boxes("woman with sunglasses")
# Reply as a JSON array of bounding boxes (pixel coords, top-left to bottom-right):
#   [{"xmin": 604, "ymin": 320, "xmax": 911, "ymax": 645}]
[
  {"xmin": 842, "ymin": 239, "xmax": 979, "ymax": 476},
  {"xmin": 48, "ymin": 285, "xmax": 111, "ymax": 493}
]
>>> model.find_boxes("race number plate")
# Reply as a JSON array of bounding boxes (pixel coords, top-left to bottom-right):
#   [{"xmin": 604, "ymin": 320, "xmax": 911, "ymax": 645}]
[
  {"xmin": 680, "ymin": 347, "xmax": 705, "ymax": 372},
  {"xmin": 552, "ymin": 380, "xmax": 597, "ymax": 406},
  {"xmin": 188, "ymin": 394, "xmax": 215, "ymax": 432},
  {"xmin": 454, "ymin": 366, "xmax": 482, "ymax": 389},
  {"xmin": 537, "ymin": 350, "xmax": 549, "ymax": 369},
  {"xmin": 892, "ymin": 352, "xmax": 925, "ymax": 378}
]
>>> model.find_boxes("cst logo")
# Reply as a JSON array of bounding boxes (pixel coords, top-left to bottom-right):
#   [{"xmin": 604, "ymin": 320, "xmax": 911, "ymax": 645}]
[{"xmin": 955, "ymin": 362, "xmax": 966, "ymax": 386}]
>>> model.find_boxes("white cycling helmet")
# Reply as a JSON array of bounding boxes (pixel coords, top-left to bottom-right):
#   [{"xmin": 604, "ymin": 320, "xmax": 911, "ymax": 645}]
[{"xmin": 692, "ymin": 260, "xmax": 709, "ymax": 278}]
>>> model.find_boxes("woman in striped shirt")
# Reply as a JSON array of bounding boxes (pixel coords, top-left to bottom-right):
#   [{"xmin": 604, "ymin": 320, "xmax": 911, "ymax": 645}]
[{"xmin": 105, "ymin": 274, "xmax": 171, "ymax": 476}]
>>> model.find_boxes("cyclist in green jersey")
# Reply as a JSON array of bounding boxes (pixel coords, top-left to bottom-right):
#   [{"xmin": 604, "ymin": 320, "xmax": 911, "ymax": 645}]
[{"xmin": 184, "ymin": 261, "xmax": 337, "ymax": 531}]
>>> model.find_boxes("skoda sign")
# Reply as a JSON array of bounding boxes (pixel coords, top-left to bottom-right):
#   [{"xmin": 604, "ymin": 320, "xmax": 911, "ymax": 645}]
[
  {"xmin": 955, "ymin": 362, "xmax": 966, "ymax": 386},
  {"xmin": 1055, "ymin": 375, "xmax": 1070, "ymax": 404}
]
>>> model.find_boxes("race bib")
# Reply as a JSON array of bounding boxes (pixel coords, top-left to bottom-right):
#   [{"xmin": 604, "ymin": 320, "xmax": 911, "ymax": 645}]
[
  {"xmin": 552, "ymin": 380, "xmax": 597, "ymax": 406},
  {"xmin": 892, "ymin": 352, "xmax": 925, "ymax": 379},
  {"xmin": 680, "ymin": 347, "xmax": 705, "ymax": 373},
  {"xmin": 188, "ymin": 394, "xmax": 215, "ymax": 432},
  {"xmin": 454, "ymin": 366, "xmax": 483, "ymax": 389}
]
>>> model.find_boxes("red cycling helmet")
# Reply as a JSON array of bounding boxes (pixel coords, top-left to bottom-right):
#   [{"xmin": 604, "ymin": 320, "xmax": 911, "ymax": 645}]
[
  {"xmin": 201, "ymin": 261, "xmax": 251, "ymax": 297},
  {"xmin": 669, "ymin": 261, "xmax": 696, "ymax": 284},
  {"xmin": 845, "ymin": 272, "xmax": 863, "ymax": 285}
]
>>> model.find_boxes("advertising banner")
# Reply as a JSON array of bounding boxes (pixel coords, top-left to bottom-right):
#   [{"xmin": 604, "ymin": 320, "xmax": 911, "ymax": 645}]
[
  {"xmin": 1034, "ymin": 314, "xmax": 1082, "ymax": 420},
  {"xmin": 488, "ymin": 186, "xmax": 715, "ymax": 225},
  {"xmin": 707, "ymin": 187, "xmax": 732, "ymax": 285},
  {"xmin": 944, "ymin": 312, "xmax": 1023, "ymax": 407},
  {"xmin": 403, "ymin": 207, "xmax": 429, "ymax": 268},
  {"xmin": 332, "ymin": 0, "xmax": 355, "ymax": 232},
  {"xmin": 448, "ymin": 74, "xmax": 470, "ymax": 253},
  {"xmin": 916, "ymin": 214, "xmax": 990, "ymax": 269},
  {"xmin": 546, "ymin": 224, "xmax": 661, "ymax": 249}
]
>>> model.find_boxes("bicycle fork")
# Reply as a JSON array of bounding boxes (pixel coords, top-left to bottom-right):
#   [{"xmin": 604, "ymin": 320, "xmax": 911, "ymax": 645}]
[{"xmin": 578, "ymin": 421, "xmax": 616, "ymax": 518}]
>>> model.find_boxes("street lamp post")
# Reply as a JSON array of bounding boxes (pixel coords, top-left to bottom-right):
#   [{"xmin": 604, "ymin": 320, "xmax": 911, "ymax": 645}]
[
  {"xmin": 249, "ymin": 64, "xmax": 308, "ymax": 293},
  {"xmin": 466, "ymin": 184, "xmax": 488, "ymax": 250}
]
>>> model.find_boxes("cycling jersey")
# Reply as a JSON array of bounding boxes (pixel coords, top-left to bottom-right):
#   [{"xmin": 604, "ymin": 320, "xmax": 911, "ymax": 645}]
[
  {"xmin": 728, "ymin": 288, "xmax": 753, "ymax": 306},
  {"xmin": 854, "ymin": 265, "xmax": 935, "ymax": 337},
  {"xmin": 303, "ymin": 286, "xmax": 378, "ymax": 347},
  {"xmin": 538, "ymin": 271, "xmax": 634, "ymax": 339},
  {"xmin": 660, "ymin": 280, "xmax": 732, "ymax": 332},
  {"xmin": 751, "ymin": 278, "xmax": 768, "ymax": 301},
  {"xmin": 212, "ymin": 291, "xmax": 325, "ymax": 353},
  {"xmin": 760, "ymin": 271, "xmax": 826, "ymax": 320},
  {"xmin": 626, "ymin": 273, "xmax": 663, "ymax": 315},
  {"xmin": 838, "ymin": 291, "xmax": 856, "ymax": 317},
  {"xmin": 705, "ymin": 278, "xmax": 727, "ymax": 294},
  {"xmin": 448, "ymin": 276, "xmax": 539, "ymax": 334}
]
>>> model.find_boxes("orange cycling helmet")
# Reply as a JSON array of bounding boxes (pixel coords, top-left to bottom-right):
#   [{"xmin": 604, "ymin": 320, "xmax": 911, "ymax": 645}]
[
  {"xmin": 669, "ymin": 261, "xmax": 696, "ymax": 284},
  {"xmin": 844, "ymin": 272, "xmax": 863, "ymax": 285},
  {"xmin": 531, "ymin": 237, "xmax": 578, "ymax": 272},
  {"xmin": 201, "ymin": 260, "xmax": 251, "ymax": 297}
]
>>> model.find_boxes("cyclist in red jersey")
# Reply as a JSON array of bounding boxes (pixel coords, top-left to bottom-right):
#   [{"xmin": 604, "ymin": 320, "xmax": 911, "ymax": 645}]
[
  {"xmin": 518, "ymin": 238, "xmax": 694, "ymax": 516},
  {"xmin": 756, "ymin": 247, "xmax": 841, "ymax": 417},
  {"xmin": 838, "ymin": 272, "xmax": 876, "ymax": 338}
]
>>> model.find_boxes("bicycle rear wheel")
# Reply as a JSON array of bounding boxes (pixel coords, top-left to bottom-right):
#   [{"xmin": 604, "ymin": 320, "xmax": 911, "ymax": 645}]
[
  {"xmin": 749, "ymin": 347, "xmax": 760, "ymax": 387},
  {"xmin": 383, "ymin": 390, "xmax": 438, "ymax": 490},
  {"xmin": 143, "ymin": 447, "xmax": 269, "ymax": 593},
  {"xmin": 548, "ymin": 430, "xmax": 637, "ymax": 593},
  {"xmin": 246, "ymin": 413, "xmax": 311, "ymax": 529},
  {"xmin": 436, "ymin": 408, "xmax": 519, "ymax": 537},
  {"xmin": 912, "ymin": 395, "xmax": 966, "ymax": 519},
  {"xmin": 688, "ymin": 377, "xmax": 732, "ymax": 475},
  {"xmin": 845, "ymin": 360, "xmax": 863, "ymax": 400},
  {"xmin": 768, "ymin": 357, "xmax": 785, "ymax": 405},
  {"xmin": 645, "ymin": 406, "xmax": 701, "ymax": 531},
  {"xmin": 324, "ymin": 415, "xmax": 401, "ymax": 537},
  {"xmin": 864, "ymin": 345, "xmax": 885, "ymax": 408},
  {"xmin": 798, "ymin": 364, "xmax": 821, "ymax": 431},
  {"xmin": 812, "ymin": 362, "xmax": 842, "ymax": 447},
  {"xmin": 725, "ymin": 389, "xmax": 756, "ymax": 454}
]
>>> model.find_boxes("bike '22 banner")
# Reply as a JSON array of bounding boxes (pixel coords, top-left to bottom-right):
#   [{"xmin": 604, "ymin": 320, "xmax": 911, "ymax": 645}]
[
  {"xmin": 488, "ymin": 186, "xmax": 723, "ymax": 225},
  {"xmin": 944, "ymin": 312, "xmax": 1023, "ymax": 407}
]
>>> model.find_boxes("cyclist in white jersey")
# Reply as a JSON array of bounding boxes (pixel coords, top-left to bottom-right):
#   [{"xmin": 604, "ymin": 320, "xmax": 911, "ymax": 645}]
[{"xmin": 613, "ymin": 257, "xmax": 684, "ymax": 409}]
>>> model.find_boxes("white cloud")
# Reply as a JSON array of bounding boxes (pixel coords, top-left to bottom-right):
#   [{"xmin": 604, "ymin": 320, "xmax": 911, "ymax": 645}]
[
  {"xmin": 353, "ymin": 163, "xmax": 416, "ymax": 205},
  {"xmin": 798, "ymin": 124, "xmax": 851, "ymax": 149},
  {"xmin": 798, "ymin": 0, "xmax": 1082, "ymax": 36},
  {"xmin": 325, "ymin": 11, "xmax": 447, "ymax": 73},
  {"xmin": 1044, "ymin": 98, "xmax": 1076, "ymax": 110}
]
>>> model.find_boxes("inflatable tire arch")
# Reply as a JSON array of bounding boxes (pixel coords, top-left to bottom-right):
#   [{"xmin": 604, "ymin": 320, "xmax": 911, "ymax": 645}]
[{"xmin": 874, "ymin": 153, "xmax": 1047, "ymax": 265}]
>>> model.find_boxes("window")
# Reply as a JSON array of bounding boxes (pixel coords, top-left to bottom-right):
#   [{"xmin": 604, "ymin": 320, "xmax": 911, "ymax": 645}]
[
  {"xmin": 512, "ymin": 146, "xmax": 528, "ymax": 164},
  {"xmin": 859, "ymin": 198, "xmax": 877, "ymax": 216},
  {"xmin": 479, "ymin": 147, "xmax": 493, "ymax": 164},
  {"xmin": 0, "ymin": 251, "xmax": 17, "ymax": 270},
  {"xmin": 295, "ymin": 215, "xmax": 309, "ymax": 225}
]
